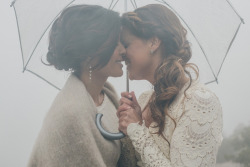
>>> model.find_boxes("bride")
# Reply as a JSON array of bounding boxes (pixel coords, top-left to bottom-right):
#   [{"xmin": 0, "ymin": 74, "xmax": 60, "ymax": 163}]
[{"xmin": 117, "ymin": 4, "xmax": 223, "ymax": 167}]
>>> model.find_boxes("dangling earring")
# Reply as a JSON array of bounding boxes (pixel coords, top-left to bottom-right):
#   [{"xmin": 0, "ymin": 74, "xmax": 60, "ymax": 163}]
[
  {"xmin": 150, "ymin": 50, "xmax": 154, "ymax": 55},
  {"xmin": 89, "ymin": 65, "xmax": 92, "ymax": 81}
]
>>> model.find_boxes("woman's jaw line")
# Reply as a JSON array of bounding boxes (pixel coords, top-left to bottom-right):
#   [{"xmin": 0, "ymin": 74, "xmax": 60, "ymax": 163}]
[{"xmin": 127, "ymin": 67, "xmax": 155, "ymax": 85}]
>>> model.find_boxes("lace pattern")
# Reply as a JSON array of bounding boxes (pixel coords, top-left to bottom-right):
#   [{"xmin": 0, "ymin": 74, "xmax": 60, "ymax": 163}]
[{"xmin": 127, "ymin": 82, "xmax": 223, "ymax": 167}]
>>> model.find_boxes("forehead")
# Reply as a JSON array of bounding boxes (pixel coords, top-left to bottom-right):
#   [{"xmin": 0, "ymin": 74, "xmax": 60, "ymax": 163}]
[{"xmin": 120, "ymin": 27, "xmax": 135, "ymax": 43}]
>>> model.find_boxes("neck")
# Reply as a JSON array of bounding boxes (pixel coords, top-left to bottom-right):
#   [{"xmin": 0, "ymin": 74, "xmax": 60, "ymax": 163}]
[
  {"xmin": 79, "ymin": 71, "xmax": 107, "ymax": 105},
  {"xmin": 145, "ymin": 54, "xmax": 161, "ymax": 85},
  {"xmin": 144, "ymin": 70, "xmax": 156, "ymax": 85},
  {"xmin": 145, "ymin": 58, "xmax": 190, "ymax": 87}
]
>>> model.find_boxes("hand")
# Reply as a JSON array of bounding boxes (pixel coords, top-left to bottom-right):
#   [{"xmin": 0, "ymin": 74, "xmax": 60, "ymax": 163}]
[
  {"xmin": 117, "ymin": 91, "xmax": 142, "ymax": 135},
  {"xmin": 119, "ymin": 91, "xmax": 141, "ymax": 113}
]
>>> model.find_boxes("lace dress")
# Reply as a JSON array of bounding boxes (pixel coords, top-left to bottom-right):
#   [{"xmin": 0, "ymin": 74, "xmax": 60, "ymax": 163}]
[{"xmin": 127, "ymin": 81, "xmax": 223, "ymax": 167}]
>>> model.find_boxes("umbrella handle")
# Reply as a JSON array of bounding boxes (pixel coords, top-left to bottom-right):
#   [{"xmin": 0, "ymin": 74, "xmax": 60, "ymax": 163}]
[{"xmin": 96, "ymin": 113, "xmax": 125, "ymax": 140}]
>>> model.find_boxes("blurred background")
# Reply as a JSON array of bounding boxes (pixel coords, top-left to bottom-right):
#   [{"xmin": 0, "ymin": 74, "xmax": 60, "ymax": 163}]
[{"xmin": 0, "ymin": 0, "xmax": 250, "ymax": 166}]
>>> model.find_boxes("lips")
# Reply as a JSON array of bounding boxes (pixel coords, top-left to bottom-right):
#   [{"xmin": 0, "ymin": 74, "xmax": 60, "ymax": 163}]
[
  {"xmin": 115, "ymin": 60, "xmax": 124, "ymax": 68},
  {"xmin": 125, "ymin": 60, "xmax": 130, "ymax": 66},
  {"xmin": 125, "ymin": 61, "xmax": 131, "ymax": 71},
  {"xmin": 121, "ymin": 55, "xmax": 129, "ymax": 65},
  {"xmin": 123, "ymin": 58, "xmax": 131, "ymax": 66},
  {"xmin": 115, "ymin": 60, "xmax": 123, "ymax": 63}
]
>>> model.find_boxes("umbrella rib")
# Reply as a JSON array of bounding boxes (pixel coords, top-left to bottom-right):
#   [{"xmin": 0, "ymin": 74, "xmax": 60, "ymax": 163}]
[
  {"xmin": 124, "ymin": 0, "xmax": 128, "ymax": 12},
  {"xmin": 131, "ymin": 0, "xmax": 138, "ymax": 9},
  {"xmin": 226, "ymin": 0, "xmax": 245, "ymax": 24},
  {"xmin": 130, "ymin": 0, "xmax": 136, "ymax": 9},
  {"xmin": 10, "ymin": 0, "xmax": 16, "ymax": 7},
  {"xmin": 109, "ymin": 0, "xmax": 115, "ymax": 9},
  {"xmin": 12, "ymin": 5, "xmax": 25, "ymax": 72},
  {"xmin": 155, "ymin": 0, "xmax": 165, "ymax": 4},
  {"xmin": 205, "ymin": 79, "xmax": 217, "ymax": 85},
  {"xmin": 160, "ymin": 0, "xmax": 218, "ymax": 83},
  {"xmin": 23, "ymin": 0, "xmax": 76, "ymax": 71},
  {"xmin": 217, "ymin": 22, "xmax": 243, "ymax": 78},
  {"xmin": 111, "ymin": 0, "xmax": 120, "ymax": 10},
  {"xmin": 26, "ymin": 69, "xmax": 61, "ymax": 90},
  {"xmin": 133, "ymin": 0, "xmax": 137, "ymax": 8}
]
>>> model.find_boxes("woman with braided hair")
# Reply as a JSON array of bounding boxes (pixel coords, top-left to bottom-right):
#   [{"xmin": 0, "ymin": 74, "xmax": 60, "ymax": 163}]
[{"xmin": 117, "ymin": 4, "xmax": 223, "ymax": 167}]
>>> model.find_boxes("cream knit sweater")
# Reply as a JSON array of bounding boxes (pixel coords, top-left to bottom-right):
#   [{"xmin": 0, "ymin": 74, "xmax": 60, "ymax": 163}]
[{"xmin": 27, "ymin": 74, "xmax": 125, "ymax": 167}]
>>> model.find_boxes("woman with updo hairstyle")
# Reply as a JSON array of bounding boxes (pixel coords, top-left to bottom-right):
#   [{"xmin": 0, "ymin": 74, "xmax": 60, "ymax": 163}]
[
  {"xmin": 27, "ymin": 5, "xmax": 130, "ymax": 167},
  {"xmin": 117, "ymin": 4, "xmax": 223, "ymax": 166}
]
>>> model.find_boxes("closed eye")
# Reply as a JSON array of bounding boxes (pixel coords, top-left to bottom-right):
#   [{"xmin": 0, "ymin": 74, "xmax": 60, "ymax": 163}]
[
  {"xmin": 122, "ymin": 42, "xmax": 129, "ymax": 49},
  {"xmin": 120, "ymin": 39, "xmax": 129, "ymax": 49}
]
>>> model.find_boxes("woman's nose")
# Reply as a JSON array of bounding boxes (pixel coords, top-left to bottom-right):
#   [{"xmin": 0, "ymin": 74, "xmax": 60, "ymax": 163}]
[{"xmin": 119, "ymin": 44, "xmax": 126, "ymax": 56}]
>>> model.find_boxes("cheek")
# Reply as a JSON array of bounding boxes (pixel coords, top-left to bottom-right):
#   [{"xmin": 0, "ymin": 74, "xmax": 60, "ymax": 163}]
[
  {"xmin": 128, "ymin": 47, "xmax": 149, "ymax": 69},
  {"xmin": 127, "ymin": 48, "xmax": 152, "ymax": 80},
  {"xmin": 98, "ymin": 62, "xmax": 123, "ymax": 77},
  {"xmin": 111, "ymin": 47, "xmax": 120, "ymax": 60},
  {"xmin": 104, "ymin": 56, "xmax": 124, "ymax": 76}
]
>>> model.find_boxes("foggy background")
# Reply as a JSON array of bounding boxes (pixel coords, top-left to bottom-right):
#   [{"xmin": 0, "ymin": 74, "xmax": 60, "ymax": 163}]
[{"xmin": 0, "ymin": 0, "xmax": 250, "ymax": 166}]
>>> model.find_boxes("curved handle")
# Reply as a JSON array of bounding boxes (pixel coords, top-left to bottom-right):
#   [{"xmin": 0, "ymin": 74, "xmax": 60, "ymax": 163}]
[{"xmin": 96, "ymin": 113, "xmax": 125, "ymax": 140}]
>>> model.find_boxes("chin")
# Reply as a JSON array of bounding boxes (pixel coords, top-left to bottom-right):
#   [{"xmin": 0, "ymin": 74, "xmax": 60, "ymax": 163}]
[
  {"xmin": 128, "ymin": 71, "xmax": 140, "ymax": 80},
  {"xmin": 111, "ymin": 70, "xmax": 123, "ymax": 77}
]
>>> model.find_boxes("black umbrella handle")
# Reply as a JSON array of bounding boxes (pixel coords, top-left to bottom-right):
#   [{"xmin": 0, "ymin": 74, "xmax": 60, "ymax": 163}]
[{"xmin": 96, "ymin": 113, "xmax": 125, "ymax": 140}]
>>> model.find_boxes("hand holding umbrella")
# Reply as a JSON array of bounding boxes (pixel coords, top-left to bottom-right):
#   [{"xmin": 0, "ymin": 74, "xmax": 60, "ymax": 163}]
[
  {"xmin": 95, "ymin": 70, "xmax": 130, "ymax": 140},
  {"xmin": 117, "ymin": 91, "xmax": 142, "ymax": 135}
]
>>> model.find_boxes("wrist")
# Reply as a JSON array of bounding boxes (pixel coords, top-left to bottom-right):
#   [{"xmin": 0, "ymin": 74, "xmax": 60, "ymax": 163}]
[{"xmin": 127, "ymin": 121, "xmax": 145, "ymax": 138}]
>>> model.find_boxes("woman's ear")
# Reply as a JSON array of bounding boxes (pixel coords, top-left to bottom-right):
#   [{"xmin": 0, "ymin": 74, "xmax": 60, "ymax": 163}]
[
  {"xmin": 148, "ymin": 37, "xmax": 161, "ymax": 54},
  {"xmin": 81, "ymin": 57, "xmax": 96, "ymax": 71}
]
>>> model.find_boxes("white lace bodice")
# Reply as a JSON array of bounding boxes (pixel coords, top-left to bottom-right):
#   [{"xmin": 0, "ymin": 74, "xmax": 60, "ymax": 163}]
[{"xmin": 127, "ymin": 81, "xmax": 223, "ymax": 167}]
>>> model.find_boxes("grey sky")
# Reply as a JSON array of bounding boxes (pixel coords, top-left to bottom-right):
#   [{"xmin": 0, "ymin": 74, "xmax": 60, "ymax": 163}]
[{"xmin": 0, "ymin": 0, "xmax": 250, "ymax": 167}]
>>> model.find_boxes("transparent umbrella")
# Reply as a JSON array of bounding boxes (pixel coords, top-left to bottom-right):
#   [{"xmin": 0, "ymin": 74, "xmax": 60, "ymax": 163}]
[{"xmin": 11, "ymin": 0, "xmax": 244, "ymax": 140}]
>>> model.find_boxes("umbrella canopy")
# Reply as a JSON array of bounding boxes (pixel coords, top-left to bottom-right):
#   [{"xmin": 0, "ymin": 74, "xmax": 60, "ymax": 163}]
[
  {"xmin": 11, "ymin": 0, "xmax": 244, "ymax": 92},
  {"xmin": 11, "ymin": 0, "xmax": 244, "ymax": 140}
]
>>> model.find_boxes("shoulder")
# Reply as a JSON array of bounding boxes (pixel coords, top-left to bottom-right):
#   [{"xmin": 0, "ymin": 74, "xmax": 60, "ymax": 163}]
[
  {"xmin": 103, "ymin": 81, "xmax": 119, "ymax": 109},
  {"xmin": 138, "ymin": 90, "xmax": 154, "ymax": 110},
  {"xmin": 138, "ymin": 90, "xmax": 154, "ymax": 102},
  {"xmin": 186, "ymin": 82, "xmax": 221, "ymax": 107},
  {"xmin": 44, "ymin": 90, "xmax": 95, "ymax": 130},
  {"xmin": 171, "ymin": 82, "xmax": 223, "ymax": 160},
  {"xmin": 36, "ymin": 94, "xmax": 95, "ymax": 151},
  {"xmin": 182, "ymin": 82, "xmax": 222, "ymax": 124}
]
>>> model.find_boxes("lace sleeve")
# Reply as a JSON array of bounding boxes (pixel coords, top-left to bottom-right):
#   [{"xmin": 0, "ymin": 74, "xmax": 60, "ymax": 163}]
[
  {"xmin": 127, "ymin": 87, "xmax": 223, "ymax": 167},
  {"xmin": 127, "ymin": 122, "xmax": 172, "ymax": 166},
  {"xmin": 170, "ymin": 87, "xmax": 223, "ymax": 166}
]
